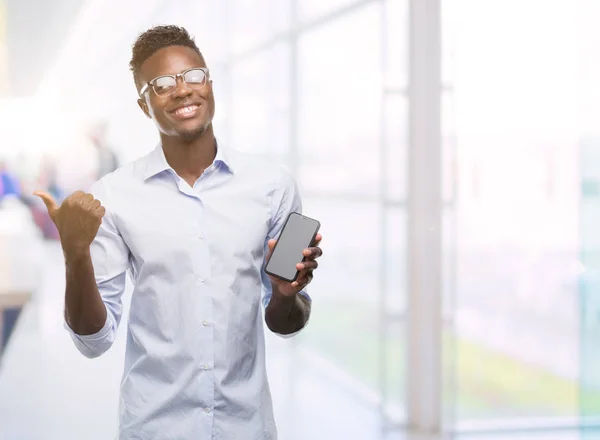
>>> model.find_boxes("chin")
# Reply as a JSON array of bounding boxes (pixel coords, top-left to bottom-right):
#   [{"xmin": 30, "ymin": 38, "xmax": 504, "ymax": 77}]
[{"xmin": 179, "ymin": 123, "xmax": 209, "ymax": 143}]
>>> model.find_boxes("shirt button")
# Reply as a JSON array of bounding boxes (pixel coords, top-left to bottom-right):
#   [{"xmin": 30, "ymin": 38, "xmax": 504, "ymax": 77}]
[
  {"xmin": 202, "ymin": 320, "xmax": 209, "ymax": 327},
  {"xmin": 198, "ymin": 233, "xmax": 204, "ymax": 239},
  {"xmin": 203, "ymin": 364, "xmax": 210, "ymax": 370},
  {"xmin": 204, "ymin": 407, "xmax": 211, "ymax": 413},
  {"xmin": 197, "ymin": 278, "xmax": 205, "ymax": 284}
]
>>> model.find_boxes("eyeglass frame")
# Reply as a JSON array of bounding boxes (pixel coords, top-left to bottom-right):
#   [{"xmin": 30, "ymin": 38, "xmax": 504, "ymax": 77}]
[{"xmin": 138, "ymin": 67, "xmax": 210, "ymax": 98}]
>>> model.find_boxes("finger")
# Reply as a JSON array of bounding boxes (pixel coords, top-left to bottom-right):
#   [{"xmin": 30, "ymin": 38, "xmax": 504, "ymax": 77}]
[
  {"xmin": 291, "ymin": 273, "xmax": 312, "ymax": 289},
  {"xmin": 96, "ymin": 206, "xmax": 106, "ymax": 217},
  {"xmin": 89, "ymin": 199, "xmax": 101, "ymax": 209},
  {"xmin": 80, "ymin": 193, "xmax": 94, "ymax": 204},
  {"xmin": 302, "ymin": 246, "xmax": 323, "ymax": 259},
  {"xmin": 313, "ymin": 233, "xmax": 322, "ymax": 246},
  {"xmin": 265, "ymin": 238, "xmax": 277, "ymax": 260},
  {"xmin": 295, "ymin": 267, "xmax": 315, "ymax": 283},
  {"xmin": 33, "ymin": 191, "xmax": 59, "ymax": 219},
  {"xmin": 70, "ymin": 190, "xmax": 87, "ymax": 202},
  {"xmin": 296, "ymin": 260, "xmax": 318, "ymax": 271},
  {"xmin": 291, "ymin": 280, "xmax": 308, "ymax": 288}
]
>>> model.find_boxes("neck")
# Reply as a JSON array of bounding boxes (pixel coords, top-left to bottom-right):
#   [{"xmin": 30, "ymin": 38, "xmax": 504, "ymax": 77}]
[{"xmin": 160, "ymin": 124, "xmax": 216, "ymax": 179}]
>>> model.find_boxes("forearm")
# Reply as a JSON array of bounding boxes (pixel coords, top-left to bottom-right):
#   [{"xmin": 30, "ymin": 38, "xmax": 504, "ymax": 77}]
[
  {"xmin": 265, "ymin": 291, "xmax": 311, "ymax": 335},
  {"xmin": 64, "ymin": 249, "xmax": 107, "ymax": 335}
]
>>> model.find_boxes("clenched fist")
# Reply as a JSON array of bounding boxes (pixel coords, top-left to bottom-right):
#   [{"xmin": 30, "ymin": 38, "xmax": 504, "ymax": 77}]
[{"xmin": 34, "ymin": 190, "xmax": 106, "ymax": 256}]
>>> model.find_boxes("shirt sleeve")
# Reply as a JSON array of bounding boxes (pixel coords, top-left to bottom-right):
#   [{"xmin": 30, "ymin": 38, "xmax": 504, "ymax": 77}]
[
  {"xmin": 64, "ymin": 178, "xmax": 131, "ymax": 358},
  {"xmin": 261, "ymin": 167, "xmax": 312, "ymax": 338}
]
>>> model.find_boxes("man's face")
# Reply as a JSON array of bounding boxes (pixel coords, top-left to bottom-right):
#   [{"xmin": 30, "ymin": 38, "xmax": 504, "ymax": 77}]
[{"xmin": 137, "ymin": 45, "xmax": 215, "ymax": 143}]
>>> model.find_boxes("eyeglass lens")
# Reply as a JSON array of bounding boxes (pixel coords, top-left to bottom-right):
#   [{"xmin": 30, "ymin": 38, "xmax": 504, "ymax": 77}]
[{"xmin": 152, "ymin": 69, "xmax": 207, "ymax": 96}]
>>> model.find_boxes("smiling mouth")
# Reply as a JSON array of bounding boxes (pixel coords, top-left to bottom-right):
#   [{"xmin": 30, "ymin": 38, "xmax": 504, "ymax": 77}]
[{"xmin": 171, "ymin": 104, "xmax": 200, "ymax": 119}]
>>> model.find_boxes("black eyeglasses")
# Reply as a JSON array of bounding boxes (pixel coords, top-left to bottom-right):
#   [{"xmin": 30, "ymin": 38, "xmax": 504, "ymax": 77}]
[{"xmin": 139, "ymin": 67, "xmax": 209, "ymax": 97}]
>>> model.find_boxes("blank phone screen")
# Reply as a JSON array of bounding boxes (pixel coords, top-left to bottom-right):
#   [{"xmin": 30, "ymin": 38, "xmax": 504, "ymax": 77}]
[{"xmin": 266, "ymin": 213, "xmax": 320, "ymax": 281}]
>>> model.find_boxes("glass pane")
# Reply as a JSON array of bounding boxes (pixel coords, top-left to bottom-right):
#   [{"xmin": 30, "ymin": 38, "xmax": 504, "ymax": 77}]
[
  {"xmin": 229, "ymin": 43, "xmax": 291, "ymax": 156},
  {"xmin": 384, "ymin": 208, "xmax": 407, "ymax": 314},
  {"xmin": 443, "ymin": 326, "xmax": 458, "ymax": 431},
  {"xmin": 382, "ymin": 320, "xmax": 406, "ymax": 420},
  {"xmin": 445, "ymin": 0, "xmax": 581, "ymax": 427},
  {"xmin": 453, "ymin": 148, "xmax": 580, "ymax": 424},
  {"xmin": 579, "ymin": 0, "xmax": 600, "ymax": 139},
  {"xmin": 298, "ymin": 0, "xmax": 358, "ymax": 23},
  {"xmin": 229, "ymin": 0, "xmax": 291, "ymax": 54},
  {"xmin": 441, "ymin": 0, "xmax": 456, "ymax": 87},
  {"xmin": 384, "ymin": 95, "xmax": 407, "ymax": 202},
  {"xmin": 183, "ymin": 0, "xmax": 229, "ymax": 64},
  {"xmin": 443, "ymin": 207, "xmax": 458, "ymax": 429},
  {"xmin": 295, "ymin": 201, "xmax": 407, "ymax": 423},
  {"xmin": 443, "ymin": 207, "xmax": 456, "ymax": 319},
  {"xmin": 297, "ymin": 2, "xmax": 382, "ymax": 196},
  {"xmin": 382, "ymin": 208, "xmax": 407, "ymax": 417},
  {"xmin": 299, "ymin": 198, "xmax": 381, "ymax": 395},
  {"xmin": 580, "ymin": 139, "xmax": 600, "ymax": 428},
  {"xmin": 383, "ymin": 0, "xmax": 408, "ymax": 90},
  {"xmin": 442, "ymin": 91, "xmax": 456, "ymax": 205},
  {"xmin": 579, "ymin": 0, "xmax": 600, "ymax": 434}
]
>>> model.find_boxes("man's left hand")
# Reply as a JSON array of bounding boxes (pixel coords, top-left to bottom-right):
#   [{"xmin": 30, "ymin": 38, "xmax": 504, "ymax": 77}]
[{"xmin": 267, "ymin": 233, "xmax": 323, "ymax": 297}]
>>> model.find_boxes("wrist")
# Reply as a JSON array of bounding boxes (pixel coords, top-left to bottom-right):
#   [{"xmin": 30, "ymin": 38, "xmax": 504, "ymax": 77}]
[
  {"xmin": 63, "ymin": 246, "xmax": 91, "ymax": 263},
  {"xmin": 271, "ymin": 286, "xmax": 298, "ymax": 302}
]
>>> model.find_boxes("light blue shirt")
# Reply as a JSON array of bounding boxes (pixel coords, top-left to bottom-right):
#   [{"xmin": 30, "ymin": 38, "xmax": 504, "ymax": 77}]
[{"xmin": 65, "ymin": 142, "xmax": 310, "ymax": 440}]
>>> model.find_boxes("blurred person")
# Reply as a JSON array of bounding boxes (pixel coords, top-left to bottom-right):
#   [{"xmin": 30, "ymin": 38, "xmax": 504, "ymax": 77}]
[
  {"xmin": 35, "ymin": 155, "xmax": 64, "ymax": 201},
  {"xmin": 24, "ymin": 155, "xmax": 62, "ymax": 239},
  {"xmin": 33, "ymin": 25, "xmax": 322, "ymax": 440},
  {"xmin": 0, "ymin": 160, "xmax": 21, "ymax": 200},
  {"xmin": 88, "ymin": 121, "xmax": 120, "ymax": 180}
]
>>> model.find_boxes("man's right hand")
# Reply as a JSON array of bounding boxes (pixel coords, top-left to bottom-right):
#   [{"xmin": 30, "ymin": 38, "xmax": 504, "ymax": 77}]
[{"xmin": 33, "ymin": 190, "xmax": 106, "ymax": 256}]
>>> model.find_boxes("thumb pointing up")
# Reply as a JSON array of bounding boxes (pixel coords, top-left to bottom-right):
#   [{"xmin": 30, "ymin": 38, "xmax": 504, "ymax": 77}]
[{"xmin": 33, "ymin": 191, "xmax": 59, "ymax": 220}]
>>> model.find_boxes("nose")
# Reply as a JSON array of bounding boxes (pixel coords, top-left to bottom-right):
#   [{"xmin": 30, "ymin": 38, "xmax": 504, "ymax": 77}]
[{"xmin": 172, "ymin": 75, "xmax": 192, "ymax": 99}]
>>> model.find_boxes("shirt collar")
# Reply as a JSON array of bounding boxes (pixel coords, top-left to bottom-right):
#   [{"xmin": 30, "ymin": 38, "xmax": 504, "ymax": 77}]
[
  {"xmin": 143, "ymin": 138, "xmax": 234, "ymax": 181},
  {"xmin": 214, "ymin": 139, "xmax": 234, "ymax": 173}
]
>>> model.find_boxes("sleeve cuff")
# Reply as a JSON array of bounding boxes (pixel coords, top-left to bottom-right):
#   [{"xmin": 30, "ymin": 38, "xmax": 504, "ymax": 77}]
[
  {"xmin": 298, "ymin": 289, "xmax": 312, "ymax": 302},
  {"xmin": 274, "ymin": 289, "xmax": 312, "ymax": 339},
  {"xmin": 63, "ymin": 308, "xmax": 113, "ymax": 343}
]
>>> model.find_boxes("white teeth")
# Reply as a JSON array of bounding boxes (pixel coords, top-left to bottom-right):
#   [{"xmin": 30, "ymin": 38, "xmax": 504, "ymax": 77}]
[{"xmin": 175, "ymin": 105, "xmax": 198, "ymax": 116}]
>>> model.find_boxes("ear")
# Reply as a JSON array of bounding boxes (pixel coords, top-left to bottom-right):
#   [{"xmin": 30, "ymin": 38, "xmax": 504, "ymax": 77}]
[{"xmin": 137, "ymin": 98, "xmax": 151, "ymax": 119}]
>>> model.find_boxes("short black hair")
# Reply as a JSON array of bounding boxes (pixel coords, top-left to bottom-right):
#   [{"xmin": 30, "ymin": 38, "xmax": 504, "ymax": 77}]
[{"xmin": 129, "ymin": 25, "xmax": 203, "ymax": 89}]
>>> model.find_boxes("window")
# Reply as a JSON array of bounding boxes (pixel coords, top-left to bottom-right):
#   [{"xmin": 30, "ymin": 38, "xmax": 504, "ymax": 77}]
[
  {"xmin": 579, "ymin": 0, "xmax": 600, "ymax": 427},
  {"xmin": 229, "ymin": 43, "xmax": 291, "ymax": 156},
  {"xmin": 444, "ymin": 0, "xmax": 584, "ymax": 427},
  {"xmin": 298, "ymin": 0, "xmax": 362, "ymax": 23},
  {"xmin": 298, "ymin": 197, "xmax": 385, "ymax": 398},
  {"xmin": 297, "ymin": 3, "xmax": 382, "ymax": 197},
  {"xmin": 229, "ymin": 0, "xmax": 291, "ymax": 54}
]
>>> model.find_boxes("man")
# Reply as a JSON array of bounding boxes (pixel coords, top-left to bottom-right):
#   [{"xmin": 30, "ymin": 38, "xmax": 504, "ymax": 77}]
[{"xmin": 34, "ymin": 25, "xmax": 322, "ymax": 440}]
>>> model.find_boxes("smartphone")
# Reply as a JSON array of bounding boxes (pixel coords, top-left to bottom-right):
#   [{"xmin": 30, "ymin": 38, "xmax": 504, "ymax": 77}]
[{"xmin": 265, "ymin": 212, "xmax": 321, "ymax": 283}]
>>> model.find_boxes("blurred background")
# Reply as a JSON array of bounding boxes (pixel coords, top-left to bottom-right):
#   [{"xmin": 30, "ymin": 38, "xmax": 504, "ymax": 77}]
[{"xmin": 1, "ymin": 0, "xmax": 600, "ymax": 439}]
